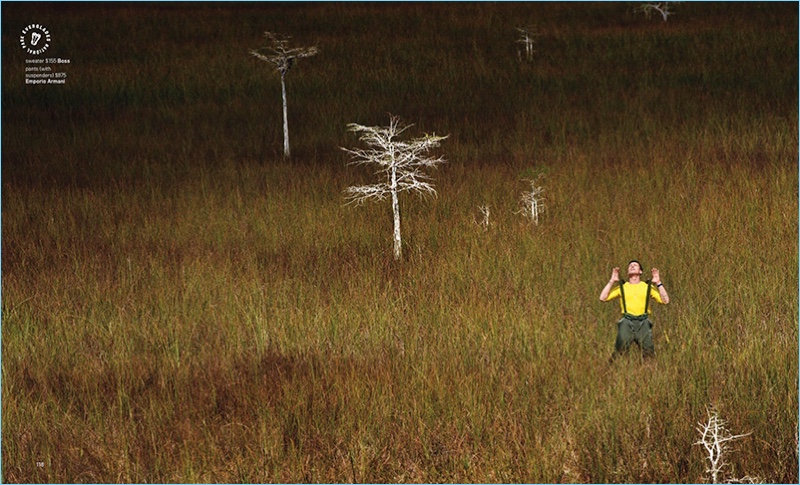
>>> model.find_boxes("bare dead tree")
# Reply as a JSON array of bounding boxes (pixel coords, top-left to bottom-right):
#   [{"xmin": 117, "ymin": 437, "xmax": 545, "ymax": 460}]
[
  {"xmin": 694, "ymin": 406, "xmax": 756, "ymax": 484},
  {"xmin": 517, "ymin": 176, "xmax": 546, "ymax": 225},
  {"xmin": 637, "ymin": 2, "xmax": 675, "ymax": 22},
  {"xmin": 343, "ymin": 115, "xmax": 448, "ymax": 260},
  {"xmin": 475, "ymin": 204, "xmax": 491, "ymax": 231},
  {"xmin": 250, "ymin": 32, "xmax": 319, "ymax": 159},
  {"xmin": 516, "ymin": 26, "xmax": 538, "ymax": 62}
]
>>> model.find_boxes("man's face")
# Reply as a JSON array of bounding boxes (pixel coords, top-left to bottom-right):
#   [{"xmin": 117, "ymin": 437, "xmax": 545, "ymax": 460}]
[{"xmin": 628, "ymin": 261, "xmax": 643, "ymax": 276}]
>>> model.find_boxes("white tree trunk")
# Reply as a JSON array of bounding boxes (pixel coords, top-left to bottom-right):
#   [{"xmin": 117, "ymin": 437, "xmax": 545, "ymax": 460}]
[
  {"xmin": 391, "ymin": 165, "xmax": 402, "ymax": 260},
  {"xmin": 281, "ymin": 72, "xmax": 290, "ymax": 159}
]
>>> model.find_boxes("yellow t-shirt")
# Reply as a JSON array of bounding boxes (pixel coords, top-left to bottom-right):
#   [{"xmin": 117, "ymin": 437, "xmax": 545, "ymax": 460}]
[{"xmin": 606, "ymin": 281, "xmax": 663, "ymax": 315}]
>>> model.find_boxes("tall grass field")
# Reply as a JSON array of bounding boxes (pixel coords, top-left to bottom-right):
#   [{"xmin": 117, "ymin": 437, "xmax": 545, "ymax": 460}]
[{"xmin": 2, "ymin": 2, "xmax": 798, "ymax": 482}]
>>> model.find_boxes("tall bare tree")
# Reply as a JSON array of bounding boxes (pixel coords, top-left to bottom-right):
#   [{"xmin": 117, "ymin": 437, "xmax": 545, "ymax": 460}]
[
  {"xmin": 343, "ymin": 116, "xmax": 448, "ymax": 260},
  {"xmin": 250, "ymin": 32, "xmax": 318, "ymax": 159}
]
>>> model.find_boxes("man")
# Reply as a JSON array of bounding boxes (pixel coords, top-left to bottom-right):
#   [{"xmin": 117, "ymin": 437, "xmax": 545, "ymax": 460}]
[{"xmin": 599, "ymin": 260, "xmax": 670, "ymax": 360}]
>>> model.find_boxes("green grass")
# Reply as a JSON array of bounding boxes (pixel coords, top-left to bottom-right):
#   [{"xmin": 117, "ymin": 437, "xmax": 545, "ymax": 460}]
[{"xmin": 2, "ymin": 2, "xmax": 798, "ymax": 482}]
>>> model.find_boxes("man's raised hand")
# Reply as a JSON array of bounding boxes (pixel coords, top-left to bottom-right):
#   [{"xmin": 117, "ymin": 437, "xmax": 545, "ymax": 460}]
[{"xmin": 651, "ymin": 268, "xmax": 661, "ymax": 284}]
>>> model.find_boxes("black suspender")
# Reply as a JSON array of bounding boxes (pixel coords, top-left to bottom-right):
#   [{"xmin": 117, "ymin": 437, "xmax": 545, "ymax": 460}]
[{"xmin": 618, "ymin": 279, "xmax": 652, "ymax": 316}]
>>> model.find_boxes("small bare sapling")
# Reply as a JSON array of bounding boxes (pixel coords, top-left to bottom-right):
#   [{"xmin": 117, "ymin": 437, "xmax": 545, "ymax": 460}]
[
  {"xmin": 694, "ymin": 406, "xmax": 758, "ymax": 484},
  {"xmin": 517, "ymin": 173, "xmax": 546, "ymax": 225},
  {"xmin": 475, "ymin": 204, "xmax": 491, "ymax": 231},
  {"xmin": 636, "ymin": 2, "xmax": 675, "ymax": 22},
  {"xmin": 250, "ymin": 32, "xmax": 319, "ymax": 159},
  {"xmin": 343, "ymin": 116, "xmax": 448, "ymax": 260},
  {"xmin": 516, "ymin": 26, "xmax": 539, "ymax": 62}
]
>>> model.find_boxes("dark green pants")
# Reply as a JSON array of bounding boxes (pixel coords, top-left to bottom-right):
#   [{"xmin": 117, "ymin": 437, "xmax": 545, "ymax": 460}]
[{"xmin": 613, "ymin": 314, "xmax": 654, "ymax": 359}]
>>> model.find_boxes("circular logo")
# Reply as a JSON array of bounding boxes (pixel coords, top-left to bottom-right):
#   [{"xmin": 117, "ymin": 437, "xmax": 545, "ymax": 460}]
[{"xmin": 20, "ymin": 24, "xmax": 51, "ymax": 56}]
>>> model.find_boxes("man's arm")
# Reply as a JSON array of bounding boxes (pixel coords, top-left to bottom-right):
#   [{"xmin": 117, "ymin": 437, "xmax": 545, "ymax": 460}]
[
  {"xmin": 599, "ymin": 267, "xmax": 620, "ymax": 302},
  {"xmin": 651, "ymin": 267, "xmax": 670, "ymax": 304}
]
